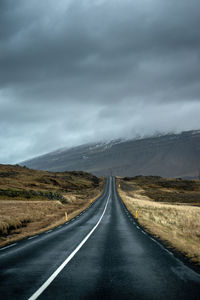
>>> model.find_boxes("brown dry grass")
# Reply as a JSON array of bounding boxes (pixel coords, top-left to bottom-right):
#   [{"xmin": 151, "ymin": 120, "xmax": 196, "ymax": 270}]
[
  {"xmin": 0, "ymin": 189, "xmax": 103, "ymax": 247},
  {"xmin": 0, "ymin": 164, "xmax": 104, "ymax": 247},
  {"xmin": 118, "ymin": 177, "xmax": 200, "ymax": 265},
  {"xmin": 121, "ymin": 176, "xmax": 200, "ymax": 205}
]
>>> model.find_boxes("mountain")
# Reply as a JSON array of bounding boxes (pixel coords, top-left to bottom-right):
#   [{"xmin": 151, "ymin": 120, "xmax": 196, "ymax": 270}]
[{"xmin": 21, "ymin": 130, "xmax": 200, "ymax": 178}]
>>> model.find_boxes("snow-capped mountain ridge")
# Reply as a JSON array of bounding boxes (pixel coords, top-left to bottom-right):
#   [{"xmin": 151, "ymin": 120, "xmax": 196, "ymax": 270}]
[{"xmin": 21, "ymin": 130, "xmax": 200, "ymax": 179}]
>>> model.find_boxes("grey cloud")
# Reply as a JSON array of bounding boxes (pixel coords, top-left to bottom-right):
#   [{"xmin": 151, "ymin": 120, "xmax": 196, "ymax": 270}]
[{"xmin": 0, "ymin": 0, "xmax": 200, "ymax": 163}]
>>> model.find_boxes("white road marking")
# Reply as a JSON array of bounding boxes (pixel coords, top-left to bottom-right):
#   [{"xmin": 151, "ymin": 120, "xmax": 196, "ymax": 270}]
[
  {"xmin": 149, "ymin": 237, "xmax": 174, "ymax": 256},
  {"xmin": 28, "ymin": 235, "xmax": 38, "ymax": 240},
  {"xmin": 0, "ymin": 243, "xmax": 17, "ymax": 251},
  {"xmin": 28, "ymin": 178, "xmax": 112, "ymax": 300},
  {"xmin": 57, "ymin": 226, "xmax": 62, "ymax": 229},
  {"xmin": 136, "ymin": 226, "xmax": 140, "ymax": 229},
  {"xmin": 153, "ymin": 239, "xmax": 162, "ymax": 247},
  {"xmin": 165, "ymin": 248, "xmax": 174, "ymax": 256},
  {"xmin": 45, "ymin": 230, "xmax": 53, "ymax": 234}
]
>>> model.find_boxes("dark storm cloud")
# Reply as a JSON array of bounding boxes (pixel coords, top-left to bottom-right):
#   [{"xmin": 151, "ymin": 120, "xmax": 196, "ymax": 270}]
[{"xmin": 0, "ymin": 0, "xmax": 200, "ymax": 163}]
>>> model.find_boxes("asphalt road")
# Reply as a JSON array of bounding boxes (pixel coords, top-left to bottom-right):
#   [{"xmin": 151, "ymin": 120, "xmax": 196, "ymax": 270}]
[{"xmin": 0, "ymin": 177, "xmax": 200, "ymax": 300}]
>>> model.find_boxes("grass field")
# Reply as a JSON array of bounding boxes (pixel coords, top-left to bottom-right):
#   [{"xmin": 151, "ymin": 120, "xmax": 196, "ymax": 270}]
[
  {"xmin": 118, "ymin": 176, "xmax": 200, "ymax": 265},
  {"xmin": 0, "ymin": 164, "xmax": 104, "ymax": 247}
]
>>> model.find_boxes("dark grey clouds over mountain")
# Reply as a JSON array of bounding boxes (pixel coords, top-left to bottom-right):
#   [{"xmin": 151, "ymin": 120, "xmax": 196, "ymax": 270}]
[{"xmin": 0, "ymin": 0, "xmax": 200, "ymax": 163}]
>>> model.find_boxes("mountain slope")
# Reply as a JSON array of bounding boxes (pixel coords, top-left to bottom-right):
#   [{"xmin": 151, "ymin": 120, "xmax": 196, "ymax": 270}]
[{"xmin": 21, "ymin": 130, "xmax": 200, "ymax": 178}]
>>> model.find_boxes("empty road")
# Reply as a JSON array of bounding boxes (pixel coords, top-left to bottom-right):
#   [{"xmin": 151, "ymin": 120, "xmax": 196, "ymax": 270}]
[{"xmin": 0, "ymin": 177, "xmax": 200, "ymax": 299}]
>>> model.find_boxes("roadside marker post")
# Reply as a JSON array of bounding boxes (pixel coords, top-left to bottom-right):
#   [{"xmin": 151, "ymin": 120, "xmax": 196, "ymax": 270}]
[
  {"xmin": 65, "ymin": 212, "xmax": 68, "ymax": 222},
  {"xmin": 136, "ymin": 210, "xmax": 138, "ymax": 219}
]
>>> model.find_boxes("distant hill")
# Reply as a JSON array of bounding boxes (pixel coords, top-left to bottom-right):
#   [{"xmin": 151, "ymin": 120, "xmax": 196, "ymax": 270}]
[
  {"xmin": 21, "ymin": 130, "xmax": 200, "ymax": 178},
  {"xmin": 0, "ymin": 164, "xmax": 101, "ymax": 201}
]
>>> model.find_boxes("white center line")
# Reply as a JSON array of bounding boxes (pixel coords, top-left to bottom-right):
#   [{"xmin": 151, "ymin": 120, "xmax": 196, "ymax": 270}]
[{"xmin": 28, "ymin": 178, "xmax": 112, "ymax": 300}]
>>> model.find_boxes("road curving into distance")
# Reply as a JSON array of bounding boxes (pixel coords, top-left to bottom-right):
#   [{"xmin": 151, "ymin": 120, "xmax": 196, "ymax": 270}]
[{"xmin": 0, "ymin": 177, "xmax": 200, "ymax": 299}]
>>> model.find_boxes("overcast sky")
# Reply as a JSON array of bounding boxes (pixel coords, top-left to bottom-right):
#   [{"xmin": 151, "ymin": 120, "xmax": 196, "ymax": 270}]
[{"xmin": 0, "ymin": 0, "xmax": 200, "ymax": 163}]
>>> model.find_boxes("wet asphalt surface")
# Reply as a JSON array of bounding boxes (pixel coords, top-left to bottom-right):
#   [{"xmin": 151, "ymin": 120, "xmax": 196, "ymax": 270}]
[{"xmin": 0, "ymin": 177, "xmax": 200, "ymax": 300}]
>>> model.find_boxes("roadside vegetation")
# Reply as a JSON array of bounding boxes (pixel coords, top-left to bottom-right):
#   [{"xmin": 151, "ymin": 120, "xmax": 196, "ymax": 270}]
[
  {"xmin": 0, "ymin": 164, "xmax": 104, "ymax": 247},
  {"xmin": 118, "ymin": 176, "xmax": 200, "ymax": 266}
]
